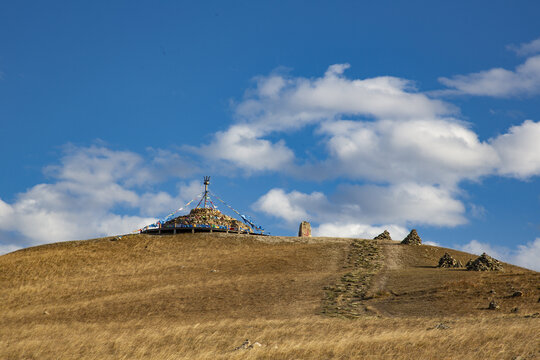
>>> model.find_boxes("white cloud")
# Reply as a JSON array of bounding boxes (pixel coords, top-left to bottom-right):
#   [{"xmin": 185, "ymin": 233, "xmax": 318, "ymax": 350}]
[
  {"xmin": 253, "ymin": 188, "xmax": 325, "ymax": 223},
  {"xmin": 313, "ymin": 222, "xmax": 408, "ymax": 240},
  {"xmin": 255, "ymin": 184, "xmax": 467, "ymax": 230},
  {"xmin": 460, "ymin": 239, "xmax": 505, "ymax": 259},
  {"xmin": 236, "ymin": 63, "xmax": 452, "ymax": 134},
  {"xmin": 439, "ymin": 55, "xmax": 540, "ymax": 97},
  {"xmin": 194, "ymin": 125, "xmax": 295, "ymax": 172},
  {"xmin": 460, "ymin": 239, "xmax": 540, "ymax": 271},
  {"xmin": 3, "ymin": 62, "xmax": 539, "ymax": 262},
  {"xmin": 491, "ymin": 120, "xmax": 540, "ymax": 178},
  {"xmin": 0, "ymin": 199, "xmax": 14, "ymax": 227},
  {"xmin": 0, "ymin": 145, "xmax": 199, "ymax": 245},
  {"xmin": 0, "ymin": 244, "xmax": 21, "ymax": 256},
  {"xmin": 507, "ymin": 37, "xmax": 540, "ymax": 56},
  {"xmin": 197, "ymin": 64, "xmax": 540, "ymax": 185},
  {"xmin": 315, "ymin": 118, "xmax": 498, "ymax": 185},
  {"xmin": 512, "ymin": 238, "xmax": 540, "ymax": 271},
  {"xmin": 469, "ymin": 204, "xmax": 487, "ymax": 219},
  {"xmin": 334, "ymin": 183, "xmax": 467, "ymax": 226},
  {"xmin": 179, "ymin": 180, "xmax": 205, "ymax": 202},
  {"xmin": 196, "ymin": 64, "xmax": 454, "ymax": 172}
]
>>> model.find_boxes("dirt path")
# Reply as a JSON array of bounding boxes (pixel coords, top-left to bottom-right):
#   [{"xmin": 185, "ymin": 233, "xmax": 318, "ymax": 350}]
[{"xmin": 368, "ymin": 241, "xmax": 404, "ymax": 296}]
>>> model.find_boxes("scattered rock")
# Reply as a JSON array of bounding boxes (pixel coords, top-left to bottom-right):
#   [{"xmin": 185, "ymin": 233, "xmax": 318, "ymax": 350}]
[
  {"xmin": 43, "ymin": 310, "xmax": 49, "ymax": 315},
  {"xmin": 432, "ymin": 323, "xmax": 450, "ymax": 330},
  {"xmin": 234, "ymin": 339, "xmax": 262, "ymax": 351},
  {"xmin": 525, "ymin": 312, "xmax": 539, "ymax": 318},
  {"xmin": 209, "ymin": 269, "xmax": 218, "ymax": 273},
  {"xmin": 488, "ymin": 300, "xmax": 500, "ymax": 310},
  {"xmin": 401, "ymin": 229, "xmax": 422, "ymax": 245},
  {"xmin": 437, "ymin": 252, "xmax": 462, "ymax": 268},
  {"xmin": 374, "ymin": 230, "xmax": 392, "ymax": 241},
  {"xmin": 234, "ymin": 339, "xmax": 251, "ymax": 351},
  {"xmin": 511, "ymin": 307, "xmax": 519, "ymax": 313},
  {"xmin": 489, "ymin": 289, "xmax": 496, "ymax": 294},
  {"xmin": 466, "ymin": 253, "xmax": 503, "ymax": 271},
  {"xmin": 512, "ymin": 291, "xmax": 523, "ymax": 297},
  {"xmin": 298, "ymin": 221, "xmax": 312, "ymax": 237}
]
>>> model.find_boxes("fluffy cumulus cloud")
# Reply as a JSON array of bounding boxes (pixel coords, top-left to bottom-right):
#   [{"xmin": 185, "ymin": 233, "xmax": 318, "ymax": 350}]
[
  {"xmin": 507, "ymin": 36, "xmax": 540, "ymax": 56},
  {"xmin": 491, "ymin": 120, "xmax": 540, "ymax": 178},
  {"xmin": 439, "ymin": 55, "xmax": 540, "ymax": 97},
  {"xmin": 315, "ymin": 118, "xmax": 499, "ymax": 185},
  {"xmin": 197, "ymin": 63, "xmax": 454, "ymax": 173},
  {"xmin": 0, "ymin": 145, "xmax": 199, "ymax": 251},
  {"xmin": 254, "ymin": 187, "xmax": 409, "ymax": 240},
  {"xmin": 312, "ymin": 222, "xmax": 408, "ymax": 240},
  {"xmin": 194, "ymin": 125, "xmax": 294, "ymax": 172},
  {"xmin": 460, "ymin": 239, "xmax": 505, "ymax": 260},
  {"xmin": 254, "ymin": 184, "xmax": 464, "ymax": 239},
  {"xmin": 4, "ymin": 60, "xmax": 540, "ymax": 267},
  {"xmin": 253, "ymin": 188, "xmax": 324, "ymax": 223},
  {"xmin": 236, "ymin": 63, "xmax": 452, "ymax": 131},
  {"xmin": 332, "ymin": 183, "xmax": 466, "ymax": 226},
  {"xmin": 512, "ymin": 238, "xmax": 540, "ymax": 271},
  {"xmin": 196, "ymin": 64, "xmax": 540, "ymax": 184},
  {"xmin": 460, "ymin": 239, "xmax": 540, "ymax": 272},
  {"xmin": 211, "ymin": 64, "xmax": 540, "ymax": 242}
]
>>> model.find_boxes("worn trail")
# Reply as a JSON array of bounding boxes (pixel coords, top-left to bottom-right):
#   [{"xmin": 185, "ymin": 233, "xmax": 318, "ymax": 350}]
[{"xmin": 320, "ymin": 239, "xmax": 383, "ymax": 317}]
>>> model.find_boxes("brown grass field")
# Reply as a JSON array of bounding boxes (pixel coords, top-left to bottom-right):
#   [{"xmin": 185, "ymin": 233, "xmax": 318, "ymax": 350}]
[{"xmin": 1, "ymin": 233, "xmax": 539, "ymax": 359}]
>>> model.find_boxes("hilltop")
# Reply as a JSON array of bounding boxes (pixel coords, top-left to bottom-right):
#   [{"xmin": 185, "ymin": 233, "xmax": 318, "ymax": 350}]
[{"xmin": 1, "ymin": 233, "xmax": 538, "ymax": 359}]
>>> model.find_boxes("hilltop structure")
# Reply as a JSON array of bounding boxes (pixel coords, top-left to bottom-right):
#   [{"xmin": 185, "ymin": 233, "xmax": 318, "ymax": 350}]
[
  {"xmin": 140, "ymin": 176, "xmax": 265, "ymax": 235},
  {"xmin": 298, "ymin": 221, "xmax": 312, "ymax": 237}
]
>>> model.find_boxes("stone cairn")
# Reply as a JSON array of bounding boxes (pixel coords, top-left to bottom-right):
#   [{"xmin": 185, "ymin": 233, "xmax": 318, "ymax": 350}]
[
  {"xmin": 373, "ymin": 230, "xmax": 392, "ymax": 241},
  {"xmin": 401, "ymin": 229, "xmax": 422, "ymax": 245},
  {"xmin": 466, "ymin": 252, "xmax": 503, "ymax": 271},
  {"xmin": 164, "ymin": 207, "xmax": 250, "ymax": 231},
  {"xmin": 298, "ymin": 221, "xmax": 312, "ymax": 237},
  {"xmin": 437, "ymin": 252, "xmax": 463, "ymax": 268},
  {"xmin": 488, "ymin": 300, "xmax": 500, "ymax": 310}
]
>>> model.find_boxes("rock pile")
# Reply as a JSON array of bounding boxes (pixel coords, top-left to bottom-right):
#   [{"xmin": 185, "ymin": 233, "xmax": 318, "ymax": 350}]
[
  {"xmin": 401, "ymin": 229, "xmax": 422, "ymax": 245},
  {"xmin": 437, "ymin": 252, "xmax": 463, "ymax": 268},
  {"xmin": 466, "ymin": 253, "xmax": 503, "ymax": 271},
  {"xmin": 164, "ymin": 208, "xmax": 250, "ymax": 231},
  {"xmin": 374, "ymin": 230, "xmax": 392, "ymax": 241}
]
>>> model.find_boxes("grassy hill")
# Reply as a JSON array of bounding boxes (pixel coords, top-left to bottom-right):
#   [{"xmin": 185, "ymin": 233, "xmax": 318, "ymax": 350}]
[{"xmin": 1, "ymin": 233, "xmax": 538, "ymax": 359}]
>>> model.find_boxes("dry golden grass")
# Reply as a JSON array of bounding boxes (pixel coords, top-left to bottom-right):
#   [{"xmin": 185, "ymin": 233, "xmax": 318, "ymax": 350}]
[
  {"xmin": 2, "ymin": 316, "xmax": 539, "ymax": 359},
  {"xmin": 367, "ymin": 242, "xmax": 540, "ymax": 317},
  {"xmin": 1, "ymin": 233, "xmax": 539, "ymax": 359}
]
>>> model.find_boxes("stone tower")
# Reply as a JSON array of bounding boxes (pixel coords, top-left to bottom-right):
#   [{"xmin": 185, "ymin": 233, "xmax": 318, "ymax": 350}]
[{"xmin": 298, "ymin": 221, "xmax": 312, "ymax": 237}]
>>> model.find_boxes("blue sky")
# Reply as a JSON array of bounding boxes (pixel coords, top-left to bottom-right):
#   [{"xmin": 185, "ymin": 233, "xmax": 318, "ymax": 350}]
[{"xmin": 1, "ymin": 1, "xmax": 540, "ymax": 270}]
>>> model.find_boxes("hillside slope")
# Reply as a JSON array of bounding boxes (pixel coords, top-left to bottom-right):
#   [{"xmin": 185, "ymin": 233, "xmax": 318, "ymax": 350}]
[{"xmin": 1, "ymin": 233, "xmax": 538, "ymax": 359}]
